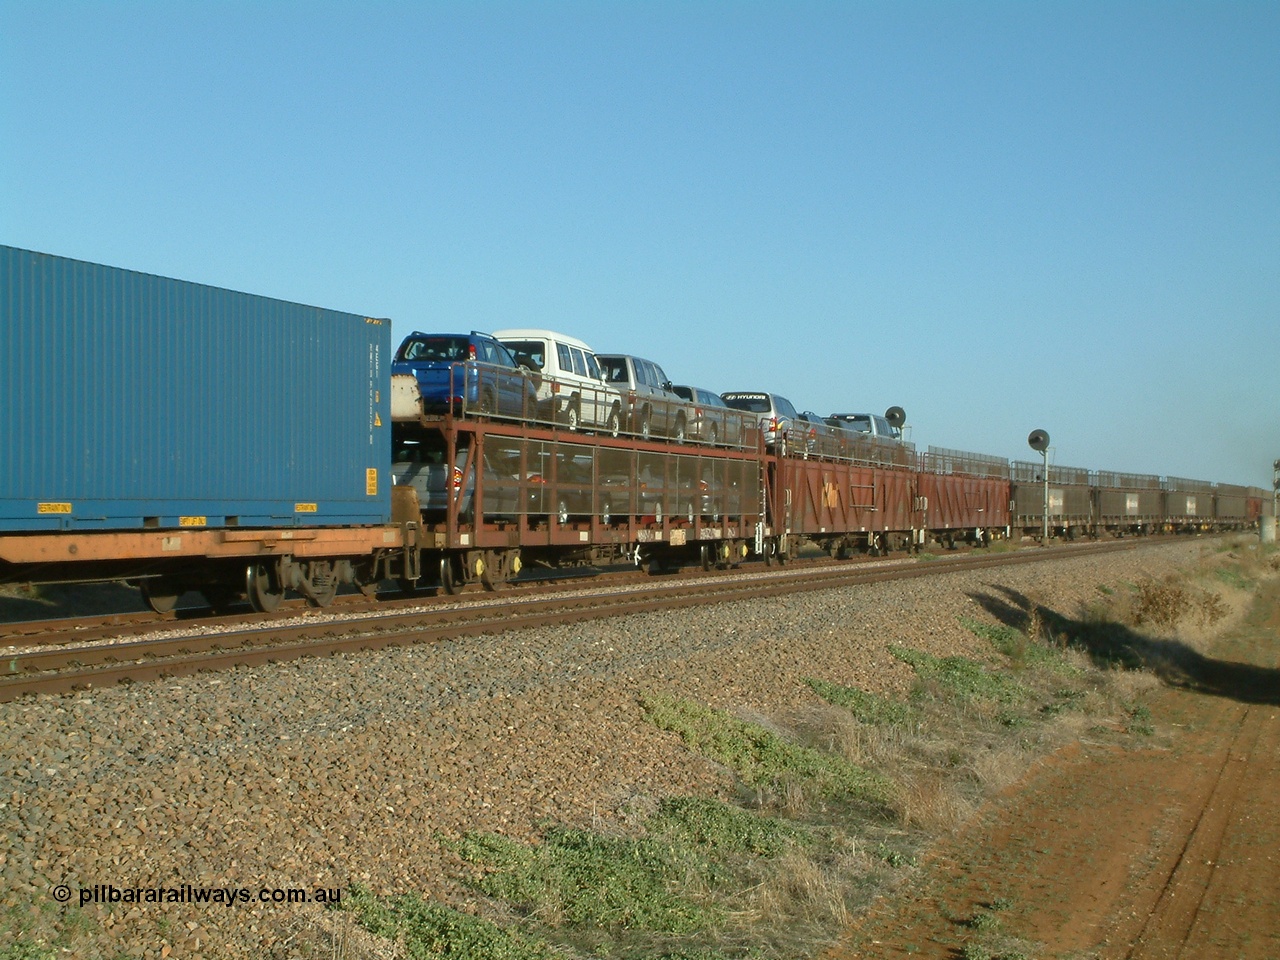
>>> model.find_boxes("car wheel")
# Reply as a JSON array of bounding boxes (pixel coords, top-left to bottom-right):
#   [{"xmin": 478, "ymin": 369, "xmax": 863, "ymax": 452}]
[
  {"xmin": 707, "ymin": 424, "xmax": 718, "ymax": 447},
  {"xmin": 606, "ymin": 406, "xmax": 620, "ymax": 438},
  {"xmin": 565, "ymin": 403, "xmax": 580, "ymax": 432},
  {"xmin": 557, "ymin": 500, "xmax": 569, "ymax": 525},
  {"xmin": 673, "ymin": 416, "xmax": 686, "ymax": 444},
  {"xmin": 640, "ymin": 411, "xmax": 651, "ymax": 440}
]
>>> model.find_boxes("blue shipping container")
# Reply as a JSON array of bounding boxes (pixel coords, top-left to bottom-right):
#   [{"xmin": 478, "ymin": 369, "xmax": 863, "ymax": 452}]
[{"xmin": 1, "ymin": 246, "xmax": 392, "ymax": 531}]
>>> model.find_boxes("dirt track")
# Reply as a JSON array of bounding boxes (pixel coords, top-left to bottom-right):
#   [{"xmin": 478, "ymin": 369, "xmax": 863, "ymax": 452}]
[{"xmin": 830, "ymin": 576, "xmax": 1280, "ymax": 959}]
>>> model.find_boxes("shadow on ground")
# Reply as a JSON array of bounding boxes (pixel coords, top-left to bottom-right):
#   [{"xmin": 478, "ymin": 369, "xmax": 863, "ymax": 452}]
[
  {"xmin": 0, "ymin": 582, "xmax": 148, "ymax": 624},
  {"xmin": 968, "ymin": 584, "xmax": 1280, "ymax": 708}
]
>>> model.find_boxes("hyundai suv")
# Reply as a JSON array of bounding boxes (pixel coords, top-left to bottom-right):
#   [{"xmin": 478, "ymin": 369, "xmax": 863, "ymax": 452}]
[{"xmin": 720, "ymin": 391, "xmax": 799, "ymax": 449}]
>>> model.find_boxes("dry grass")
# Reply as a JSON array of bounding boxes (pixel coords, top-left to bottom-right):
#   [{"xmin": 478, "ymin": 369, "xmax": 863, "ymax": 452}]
[{"xmin": 273, "ymin": 909, "xmax": 407, "ymax": 960}]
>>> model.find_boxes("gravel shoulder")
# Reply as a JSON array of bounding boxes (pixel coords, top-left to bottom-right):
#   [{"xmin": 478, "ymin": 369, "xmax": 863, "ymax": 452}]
[{"xmin": 0, "ymin": 540, "xmax": 1235, "ymax": 958}]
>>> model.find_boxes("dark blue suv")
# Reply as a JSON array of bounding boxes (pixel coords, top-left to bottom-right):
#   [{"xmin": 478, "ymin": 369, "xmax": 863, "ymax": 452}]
[{"xmin": 392, "ymin": 331, "xmax": 538, "ymax": 420}]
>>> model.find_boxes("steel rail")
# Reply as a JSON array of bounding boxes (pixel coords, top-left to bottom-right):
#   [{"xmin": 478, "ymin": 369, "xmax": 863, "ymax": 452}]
[{"xmin": 0, "ymin": 539, "xmax": 1146, "ymax": 702}]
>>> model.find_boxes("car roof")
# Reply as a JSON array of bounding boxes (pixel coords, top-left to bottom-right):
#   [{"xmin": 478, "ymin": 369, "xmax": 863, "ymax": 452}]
[
  {"xmin": 400, "ymin": 331, "xmax": 492, "ymax": 341},
  {"xmin": 491, "ymin": 328, "xmax": 597, "ymax": 352},
  {"xmin": 672, "ymin": 384, "xmax": 723, "ymax": 398}
]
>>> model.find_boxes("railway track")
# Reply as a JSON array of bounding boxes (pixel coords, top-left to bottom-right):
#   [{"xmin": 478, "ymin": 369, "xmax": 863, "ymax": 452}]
[{"xmin": 0, "ymin": 538, "xmax": 1154, "ymax": 702}]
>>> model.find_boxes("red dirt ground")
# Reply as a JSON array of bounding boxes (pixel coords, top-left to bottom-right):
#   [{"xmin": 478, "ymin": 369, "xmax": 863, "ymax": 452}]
[{"xmin": 828, "ymin": 577, "xmax": 1280, "ymax": 960}]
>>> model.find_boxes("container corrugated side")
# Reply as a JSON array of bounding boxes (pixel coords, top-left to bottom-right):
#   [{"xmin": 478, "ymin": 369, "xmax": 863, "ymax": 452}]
[{"xmin": 1, "ymin": 246, "xmax": 391, "ymax": 531}]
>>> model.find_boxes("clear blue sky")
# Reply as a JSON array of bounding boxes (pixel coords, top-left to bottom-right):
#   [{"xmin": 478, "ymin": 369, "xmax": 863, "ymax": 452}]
[{"xmin": 4, "ymin": 1, "xmax": 1277, "ymax": 487}]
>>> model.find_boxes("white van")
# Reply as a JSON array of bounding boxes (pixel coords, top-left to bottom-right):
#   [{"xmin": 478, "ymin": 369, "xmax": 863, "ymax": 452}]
[{"xmin": 492, "ymin": 329, "xmax": 624, "ymax": 434}]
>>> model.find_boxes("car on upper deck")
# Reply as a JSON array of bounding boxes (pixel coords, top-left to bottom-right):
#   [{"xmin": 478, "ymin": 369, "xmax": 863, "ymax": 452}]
[
  {"xmin": 493, "ymin": 329, "xmax": 623, "ymax": 435},
  {"xmin": 826, "ymin": 412, "xmax": 903, "ymax": 441},
  {"xmin": 595, "ymin": 353, "xmax": 688, "ymax": 441},
  {"xmin": 391, "ymin": 331, "xmax": 536, "ymax": 420},
  {"xmin": 669, "ymin": 385, "xmax": 749, "ymax": 448},
  {"xmin": 720, "ymin": 391, "xmax": 799, "ymax": 450}
]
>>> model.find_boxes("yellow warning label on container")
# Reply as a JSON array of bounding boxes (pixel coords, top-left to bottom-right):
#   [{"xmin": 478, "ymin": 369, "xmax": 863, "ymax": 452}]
[
  {"xmin": 37, "ymin": 503, "xmax": 72, "ymax": 514},
  {"xmin": 295, "ymin": 503, "xmax": 318, "ymax": 513},
  {"xmin": 374, "ymin": 412, "xmax": 383, "ymax": 427},
  {"xmin": 366, "ymin": 469, "xmax": 378, "ymax": 496},
  {"xmin": 179, "ymin": 516, "xmax": 207, "ymax": 527}
]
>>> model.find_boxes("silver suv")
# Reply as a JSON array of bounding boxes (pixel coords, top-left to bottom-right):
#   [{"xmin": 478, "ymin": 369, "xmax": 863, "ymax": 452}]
[
  {"xmin": 720, "ymin": 391, "xmax": 799, "ymax": 449},
  {"xmin": 595, "ymin": 354, "xmax": 688, "ymax": 441},
  {"xmin": 826, "ymin": 412, "xmax": 902, "ymax": 441}
]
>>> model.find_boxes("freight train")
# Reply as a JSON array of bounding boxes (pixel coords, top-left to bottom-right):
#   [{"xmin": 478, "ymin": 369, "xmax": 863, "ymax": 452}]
[{"xmin": 1, "ymin": 247, "xmax": 1271, "ymax": 613}]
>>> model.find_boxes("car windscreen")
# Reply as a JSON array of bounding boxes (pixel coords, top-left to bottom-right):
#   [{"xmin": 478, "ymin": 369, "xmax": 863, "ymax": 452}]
[
  {"xmin": 721, "ymin": 395, "xmax": 770, "ymax": 413},
  {"xmin": 842, "ymin": 415, "xmax": 873, "ymax": 433},
  {"xmin": 398, "ymin": 337, "xmax": 470, "ymax": 362},
  {"xmin": 600, "ymin": 357, "xmax": 629, "ymax": 382},
  {"xmin": 501, "ymin": 341, "xmax": 545, "ymax": 370}
]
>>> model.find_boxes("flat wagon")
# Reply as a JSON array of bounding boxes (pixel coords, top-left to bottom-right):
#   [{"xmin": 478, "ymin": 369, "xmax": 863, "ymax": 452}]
[{"xmin": 0, "ymin": 246, "xmax": 397, "ymax": 611}]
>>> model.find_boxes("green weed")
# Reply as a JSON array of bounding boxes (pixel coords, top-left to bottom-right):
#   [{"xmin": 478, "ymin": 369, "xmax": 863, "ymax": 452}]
[
  {"xmin": 804, "ymin": 677, "xmax": 918, "ymax": 727},
  {"xmin": 889, "ymin": 645, "xmax": 1027, "ymax": 705},
  {"xmin": 453, "ymin": 826, "xmax": 714, "ymax": 933},
  {"xmin": 1126, "ymin": 703, "xmax": 1154, "ymax": 737},
  {"xmin": 338, "ymin": 884, "xmax": 556, "ymax": 960},
  {"xmin": 447, "ymin": 796, "xmax": 807, "ymax": 942},
  {"xmin": 648, "ymin": 796, "xmax": 803, "ymax": 858},
  {"xmin": 959, "ymin": 616, "xmax": 1059, "ymax": 668},
  {"xmin": 1215, "ymin": 566, "xmax": 1252, "ymax": 591},
  {"xmin": 640, "ymin": 694, "xmax": 897, "ymax": 809}
]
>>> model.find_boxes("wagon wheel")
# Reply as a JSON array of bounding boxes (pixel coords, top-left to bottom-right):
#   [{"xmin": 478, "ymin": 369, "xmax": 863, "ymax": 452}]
[
  {"xmin": 139, "ymin": 579, "xmax": 181, "ymax": 615},
  {"xmin": 700, "ymin": 543, "xmax": 714, "ymax": 572},
  {"xmin": 438, "ymin": 555, "xmax": 462, "ymax": 595},
  {"xmin": 245, "ymin": 562, "xmax": 285, "ymax": 613}
]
